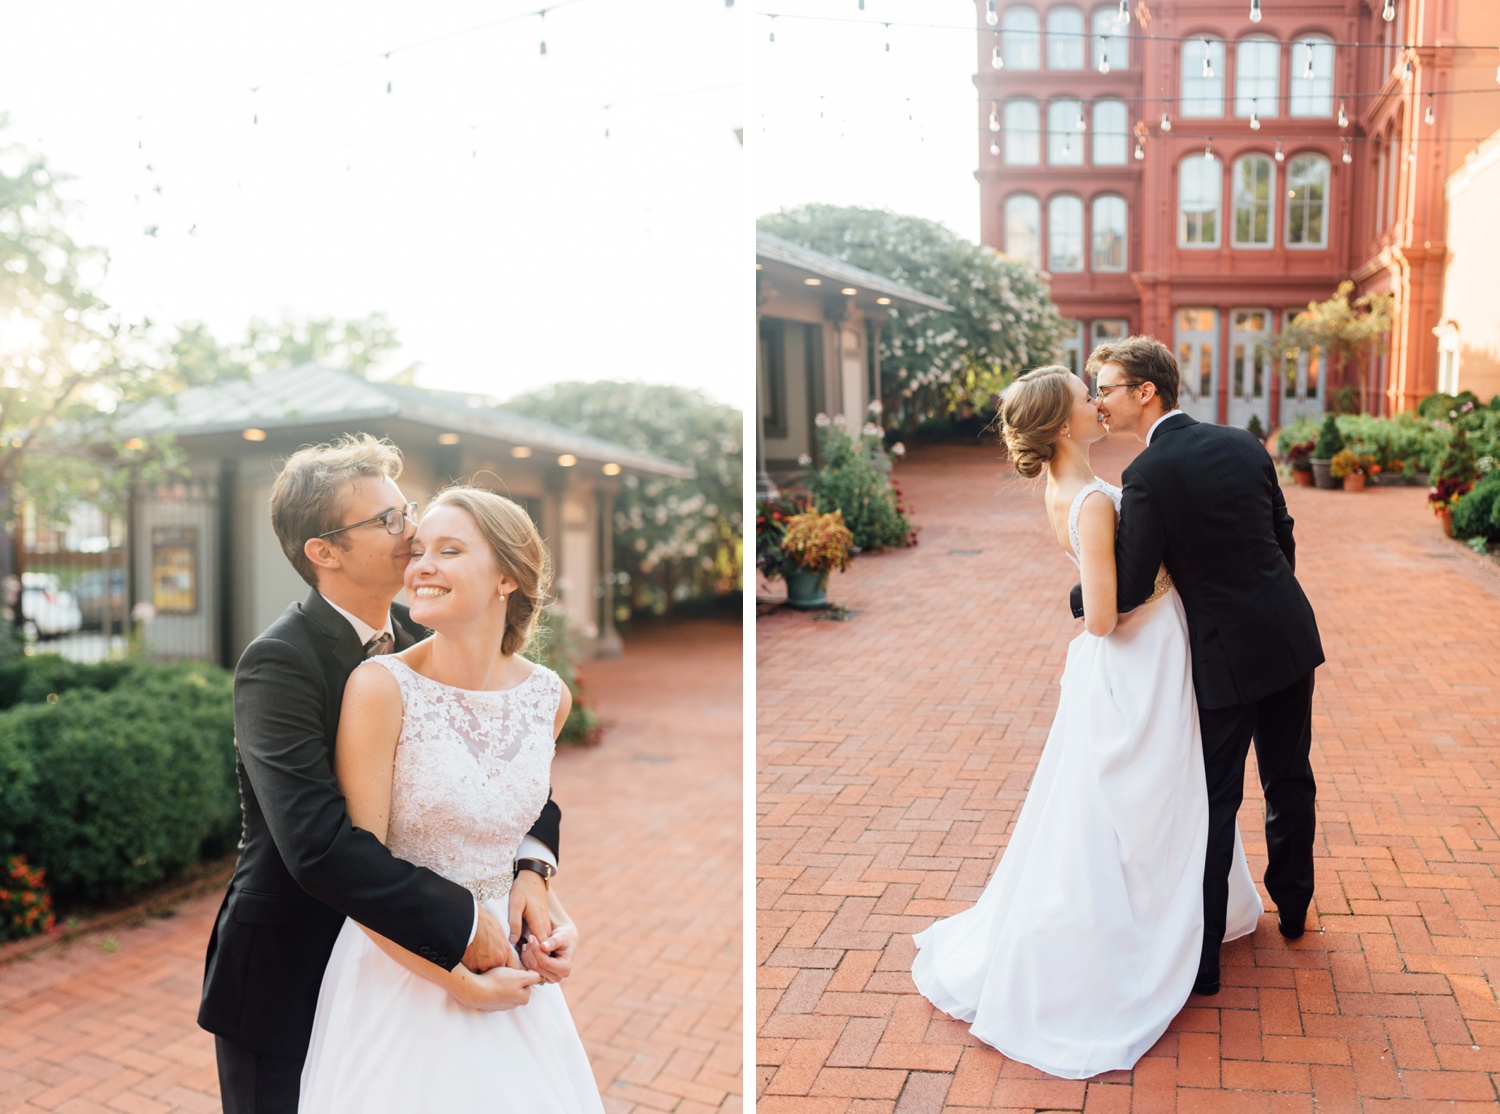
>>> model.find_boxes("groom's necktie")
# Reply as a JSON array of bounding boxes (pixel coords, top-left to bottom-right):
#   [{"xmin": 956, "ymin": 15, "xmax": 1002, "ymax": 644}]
[{"xmin": 363, "ymin": 632, "xmax": 394, "ymax": 658}]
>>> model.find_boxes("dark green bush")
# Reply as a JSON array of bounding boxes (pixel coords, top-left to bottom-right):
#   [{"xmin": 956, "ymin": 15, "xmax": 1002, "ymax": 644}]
[
  {"xmin": 1417, "ymin": 390, "xmax": 1481, "ymax": 420},
  {"xmin": 0, "ymin": 659, "xmax": 237, "ymax": 904},
  {"xmin": 1453, "ymin": 475, "xmax": 1500, "ymax": 542},
  {"xmin": 0, "ymin": 656, "xmax": 135, "ymax": 711},
  {"xmin": 1312, "ymin": 413, "xmax": 1345, "ymax": 459},
  {"xmin": 807, "ymin": 421, "xmax": 912, "ymax": 551}
]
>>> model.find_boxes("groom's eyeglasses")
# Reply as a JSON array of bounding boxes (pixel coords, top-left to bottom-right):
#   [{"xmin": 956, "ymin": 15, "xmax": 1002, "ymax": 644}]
[
  {"xmin": 315, "ymin": 502, "xmax": 418, "ymax": 540},
  {"xmin": 1093, "ymin": 381, "xmax": 1143, "ymax": 401}
]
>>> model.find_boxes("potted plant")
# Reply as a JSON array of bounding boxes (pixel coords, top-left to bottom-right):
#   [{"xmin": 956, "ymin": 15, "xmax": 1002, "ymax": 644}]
[
  {"xmin": 1310, "ymin": 413, "xmax": 1345, "ymax": 490},
  {"xmin": 756, "ymin": 492, "xmax": 813, "ymax": 584},
  {"xmin": 1429, "ymin": 426, "xmax": 1478, "ymax": 536},
  {"xmin": 779, "ymin": 509, "xmax": 854, "ymax": 609},
  {"xmin": 1283, "ymin": 438, "xmax": 1316, "ymax": 487},
  {"xmin": 1329, "ymin": 449, "xmax": 1377, "ymax": 492}
]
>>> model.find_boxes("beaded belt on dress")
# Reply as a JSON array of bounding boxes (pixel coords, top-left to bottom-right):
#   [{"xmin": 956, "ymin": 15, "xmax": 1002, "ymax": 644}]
[
  {"xmin": 468, "ymin": 875, "xmax": 513, "ymax": 902},
  {"xmin": 1145, "ymin": 567, "xmax": 1173, "ymax": 605}
]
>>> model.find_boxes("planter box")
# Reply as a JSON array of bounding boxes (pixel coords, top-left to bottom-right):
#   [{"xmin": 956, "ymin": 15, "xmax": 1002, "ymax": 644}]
[{"xmin": 1310, "ymin": 459, "xmax": 1339, "ymax": 490}]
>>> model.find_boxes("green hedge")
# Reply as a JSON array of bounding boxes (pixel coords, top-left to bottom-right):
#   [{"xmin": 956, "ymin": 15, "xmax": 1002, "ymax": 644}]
[{"xmin": 0, "ymin": 657, "xmax": 238, "ymax": 904}]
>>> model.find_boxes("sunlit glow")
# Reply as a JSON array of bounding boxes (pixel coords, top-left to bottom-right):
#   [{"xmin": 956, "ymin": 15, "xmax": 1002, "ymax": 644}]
[
  {"xmin": 0, "ymin": 313, "xmax": 43, "ymax": 359},
  {"xmin": 511, "ymin": 446, "xmax": 533, "ymax": 458},
  {"xmin": 602, "ymin": 463, "xmax": 622, "ymax": 476},
  {"xmin": 557, "ymin": 454, "xmax": 577, "ymax": 467}
]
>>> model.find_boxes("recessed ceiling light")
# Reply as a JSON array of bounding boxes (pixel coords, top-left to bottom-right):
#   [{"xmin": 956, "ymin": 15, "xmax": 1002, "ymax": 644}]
[
  {"xmin": 803, "ymin": 278, "xmax": 822, "ymax": 286},
  {"xmin": 437, "ymin": 433, "xmax": 460, "ymax": 445},
  {"xmin": 602, "ymin": 462, "xmax": 622, "ymax": 476},
  {"xmin": 876, "ymin": 297, "xmax": 892, "ymax": 305},
  {"xmin": 242, "ymin": 428, "xmax": 267, "ymax": 441},
  {"xmin": 841, "ymin": 287, "xmax": 857, "ymax": 295},
  {"xmin": 511, "ymin": 446, "xmax": 533, "ymax": 458},
  {"xmin": 557, "ymin": 454, "xmax": 577, "ymax": 467}
]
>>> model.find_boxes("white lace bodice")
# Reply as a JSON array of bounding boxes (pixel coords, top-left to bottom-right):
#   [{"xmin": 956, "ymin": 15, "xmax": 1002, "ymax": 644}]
[
  {"xmin": 371, "ymin": 656, "xmax": 561, "ymax": 904},
  {"xmin": 1066, "ymin": 480, "xmax": 1123, "ymax": 566}
]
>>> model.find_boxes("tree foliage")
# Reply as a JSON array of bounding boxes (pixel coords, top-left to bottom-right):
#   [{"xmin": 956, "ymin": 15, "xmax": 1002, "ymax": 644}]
[
  {"xmin": 1276, "ymin": 280, "xmax": 1393, "ymax": 415},
  {"xmin": 500, "ymin": 382, "xmax": 741, "ymax": 619},
  {"xmin": 757, "ymin": 205, "xmax": 1068, "ymax": 426}
]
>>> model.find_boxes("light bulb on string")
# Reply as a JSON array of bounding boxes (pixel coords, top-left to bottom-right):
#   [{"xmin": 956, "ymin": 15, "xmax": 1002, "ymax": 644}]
[
  {"xmin": 1425, "ymin": 95, "xmax": 1434, "ymax": 125},
  {"xmin": 385, "ymin": 52, "xmax": 393, "ymax": 94},
  {"xmin": 1202, "ymin": 40, "xmax": 1214, "ymax": 79},
  {"xmin": 884, "ymin": 23, "xmax": 890, "ymax": 52},
  {"xmin": 1402, "ymin": 53, "xmax": 1413, "ymax": 82},
  {"xmin": 1274, "ymin": 138, "xmax": 1284, "ymax": 162},
  {"xmin": 1249, "ymin": 0, "xmax": 1261, "ymax": 23},
  {"xmin": 1304, "ymin": 43, "xmax": 1315, "ymax": 81},
  {"xmin": 1383, "ymin": 0, "xmax": 1396, "ymax": 21},
  {"xmin": 1159, "ymin": 108, "xmax": 1172, "ymax": 132},
  {"xmin": 1134, "ymin": 139, "xmax": 1145, "ymax": 160},
  {"xmin": 992, "ymin": 34, "xmax": 1003, "ymax": 69},
  {"xmin": 1204, "ymin": 139, "xmax": 1214, "ymax": 162},
  {"xmin": 1494, "ymin": 47, "xmax": 1500, "ymax": 84},
  {"xmin": 989, "ymin": 105, "xmax": 1000, "ymax": 132},
  {"xmin": 539, "ymin": 8, "xmax": 547, "ymax": 56},
  {"xmin": 768, "ymin": 14, "xmax": 776, "ymax": 42},
  {"xmin": 1338, "ymin": 101, "xmax": 1348, "ymax": 128},
  {"xmin": 1342, "ymin": 139, "xmax": 1352, "ymax": 164},
  {"xmin": 1408, "ymin": 143, "xmax": 1417, "ymax": 163},
  {"xmin": 1117, "ymin": 0, "xmax": 1129, "ymax": 27},
  {"xmin": 990, "ymin": 139, "xmax": 1000, "ymax": 156},
  {"xmin": 1099, "ymin": 38, "xmax": 1110, "ymax": 74},
  {"xmin": 1250, "ymin": 101, "xmax": 1261, "ymax": 130},
  {"xmin": 1077, "ymin": 106, "xmax": 1087, "ymax": 131},
  {"xmin": 986, "ymin": 0, "xmax": 997, "ymax": 27},
  {"xmin": 1063, "ymin": 135, "xmax": 1072, "ymax": 158}
]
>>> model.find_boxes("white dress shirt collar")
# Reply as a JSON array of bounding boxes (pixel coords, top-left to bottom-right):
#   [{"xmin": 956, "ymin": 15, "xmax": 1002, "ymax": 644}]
[
  {"xmin": 323, "ymin": 596, "xmax": 393, "ymax": 649},
  {"xmin": 1147, "ymin": 410, "xmax": 1184, "ymax": 446}
]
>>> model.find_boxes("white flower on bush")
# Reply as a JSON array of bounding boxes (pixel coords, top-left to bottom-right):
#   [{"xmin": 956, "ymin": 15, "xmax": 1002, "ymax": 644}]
[
  {"xmin": 892, "ymin": 442, "xmax": 907, "ymax": 456},
  {"xmin": 797, "ymin": 453, "xmax": 812, "ymax": 466},
  {"xmin": 814, "ymin": 413, "xmax": 831, "ymax": 427},
  {"xmin": 832, "ymin": 414, "xmax": 847, "ymax": 428},
  {"xmin": 131, "ymin": 602, "xmax": 156, "ymax": 624},
  {"xmin": 862, "ymin": 422, "xmax": 882, "ymax": 438},
  {"xmin": 867, "ymin": 399, "xmax": 883, "ymax": 415},
  {"xmin": 1480, "ymin": 455, "xmax": 1495, "ymax": 475}
]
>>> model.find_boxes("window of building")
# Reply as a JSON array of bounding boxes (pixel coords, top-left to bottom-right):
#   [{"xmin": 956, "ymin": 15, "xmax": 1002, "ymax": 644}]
[
  {"xmin": 1175, "ymin": 309, "xmax": 1219, "ymax": 409},
  {"xmin": 1286, "ymin": 154, "xmax": 1329, "ymax": 247},
  {"xmin": 1179, "ymin": 155, "xmax": 1222, "ymax": 247},
  {"xmin": 1232, "ymin": 155, "xmax": 1274, "ymax": 247},
  {"xmin": 759, "ymin": 318, "xmax": 789, "ymax": 439},
  {"xmin": 1048, "ymin": 99, "xmax": 1085, "ymax": 166},
  {"xmin": 1093, "ymin": 99, "xmax": 1128, "ymax": 165},
  {"xmin": 1092, "ymin": 195, "xmax": 1127, "ymax": 271},
  {"xmin": 1091, "ymin": 7, "xmax": 1127, "ymax": 70},
  {"xmin": 1435, "ymin": 321, "xmax": 1461, "ymax": 395},
  {"xmin": 1230, "ymin": 309, "xmax": 1273, "ymax": 403},
  {"xmin": 1005, "ymin": 194, "xmax": 1042, "ymax": 270},
  {"xmin": 1181, "ymin": 37, "xmax": 1225, "ymax": 117},
  {"xmin": 1005, "ymin": 100, "xmax": 1041, "ymax": 165},
  {"xmin": 1047, "ymin": 6, "xmax": 1086, "ymax": 70},
  {"xmin": 1060, "ymin": 319, "xmax": 1086, "ymax": 377},
  {"xmin": 1235, "ymin": 37, "xmax": 1280, "ymax": 120},
  {"xmin": 1289, "ymin": 37, "xmax": 1335, "ymax": 117},
  {"xmin": 1003, "ymin": 6, "xmax": 1041, "ymax": 71},
  {"xmin": 1049, "ymin": 195, "xmax": 1084, "ymax": 272}
]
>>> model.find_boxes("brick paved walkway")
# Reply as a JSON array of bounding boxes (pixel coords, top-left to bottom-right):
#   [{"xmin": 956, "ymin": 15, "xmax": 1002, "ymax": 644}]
[
  {"xmin": 0, "ymin": 618, "xmax": 742, "ymax": 1114},
  {"xmin": 758, "ymin": 438, "xmax": 1500, "ymax": 1112}
]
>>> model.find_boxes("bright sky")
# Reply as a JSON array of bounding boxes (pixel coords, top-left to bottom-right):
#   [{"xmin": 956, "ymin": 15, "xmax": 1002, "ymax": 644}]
[
  {"xmin": 754, "ymin": 0, "xmax": 981, "ymax": 241},
  {"xmin": 0, "ymin": 1, "xmax": 746, "ymax": 407}
]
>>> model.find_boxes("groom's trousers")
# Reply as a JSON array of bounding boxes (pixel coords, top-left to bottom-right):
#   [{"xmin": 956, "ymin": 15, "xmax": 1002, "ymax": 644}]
[
  {"xmin": 1196, "ymin": 670, "xmax": 1317, "ymax": 982},
  {"xmin": 216, "ymin": 1036, "xmax": 304, "ymax": 1114}
]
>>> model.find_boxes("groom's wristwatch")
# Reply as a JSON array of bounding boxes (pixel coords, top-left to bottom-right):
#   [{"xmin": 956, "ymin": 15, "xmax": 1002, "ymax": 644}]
[{"xmin": 514, "ymin": 858, "xmax": 556, "ymax": 888}]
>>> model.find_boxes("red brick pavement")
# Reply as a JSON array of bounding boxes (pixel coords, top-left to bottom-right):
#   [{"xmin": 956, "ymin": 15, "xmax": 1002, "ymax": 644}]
[
  {"xmin": 757, "ymin": 438, "xmax": 1500, "ymax": 1112},
  {"xmin": 0, "ymin": 618, "xmax": 742, "ymax": 1114}
]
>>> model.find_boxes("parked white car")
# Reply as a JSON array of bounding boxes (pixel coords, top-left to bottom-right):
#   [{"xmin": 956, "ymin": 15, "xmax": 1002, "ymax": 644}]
[{"xmin": 20, "ymin": 573, "xmax": 84, "ymax": 639}]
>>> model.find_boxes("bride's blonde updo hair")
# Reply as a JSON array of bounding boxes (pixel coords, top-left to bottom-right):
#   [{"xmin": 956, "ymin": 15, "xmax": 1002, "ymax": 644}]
[{"xmin": 1001, "ymin": 365, "xmax": 1078, "ymax": 479}]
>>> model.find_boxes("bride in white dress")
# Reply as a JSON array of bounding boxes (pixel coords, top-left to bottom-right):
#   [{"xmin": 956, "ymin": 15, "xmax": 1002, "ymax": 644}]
[
  {"xmin": 911, "ymin": 366, "xmax": 1262, "ymax": 1080},
  {"xmin": 300, "ymin": 486, "xmax": 604, "ymax": 1113}
]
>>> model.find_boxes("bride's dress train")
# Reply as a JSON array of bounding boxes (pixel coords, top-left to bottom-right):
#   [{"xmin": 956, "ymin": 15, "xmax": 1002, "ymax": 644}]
[
  {"xmin": 299, "ymin": 658, "xmax": 603, "ymax": 1113},
  {"xmin": 911, "ymin": 481, "xmax": 1262, "ymax": 1080}
]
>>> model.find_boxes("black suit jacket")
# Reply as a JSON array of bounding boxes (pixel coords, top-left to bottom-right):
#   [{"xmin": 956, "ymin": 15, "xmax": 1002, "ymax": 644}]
[
  {"xmin": 198, "ymin": 589, "xmax": 562, "ymax": 1058},
  {"xmin": 1076, "ymin": 414, "xmax": 1324, "ymax": 710}
]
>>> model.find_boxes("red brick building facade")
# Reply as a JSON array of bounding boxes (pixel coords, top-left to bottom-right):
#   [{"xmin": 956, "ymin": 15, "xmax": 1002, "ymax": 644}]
[{"xmin": 976, "ymin": 0, "xmax": 1500, "ymax": 423}]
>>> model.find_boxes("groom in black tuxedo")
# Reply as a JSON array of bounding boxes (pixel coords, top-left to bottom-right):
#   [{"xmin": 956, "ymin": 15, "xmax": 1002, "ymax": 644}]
[
  {"xmin": 1078, "ymin": 336, "xmax": 1324, "ymax": 997},
  {"xmin": 199, "ymin": 434, "xmax": 567, "ymax": 1113}
]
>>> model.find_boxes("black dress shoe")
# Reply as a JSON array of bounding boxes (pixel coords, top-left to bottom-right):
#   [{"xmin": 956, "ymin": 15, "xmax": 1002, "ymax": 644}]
[
  {"xmin": 1278, "ymin": 915, "xmax": 1306, "ymax": 940},
  {"xmin": 1192, "ymin": 975, "xmax": 1220, "ymax": 996}
]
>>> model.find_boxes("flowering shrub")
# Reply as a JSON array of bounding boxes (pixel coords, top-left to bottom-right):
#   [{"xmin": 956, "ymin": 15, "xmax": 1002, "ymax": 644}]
[
  {"xmin": 1330, "ymin": 450, "xmax": 1378, "ymax": 480},
  {"xmin": 806, "ymin": 417, "xmax": 913, "ymax": 551},
  {"xmin": 756, "ymin": 492, "xmax": 814, "ymax": 582},
  {"xmin": 1451, "ymin": 474, "xmax": 1500, "ymax": 542},
  {"xmin": 1430, "ymin": 476, "xmax": 1472, "ymax": 515},
  {"xmin": 780, "ymin": 510, "xmax": 854, "ymax": 575},
  {"xmin": 1281, "ymin": 438, "xmax": 1315, "ymax": 472},
  {"xmin": 1, "ymin": 855, "xmax": 56, "ymax": 941}
]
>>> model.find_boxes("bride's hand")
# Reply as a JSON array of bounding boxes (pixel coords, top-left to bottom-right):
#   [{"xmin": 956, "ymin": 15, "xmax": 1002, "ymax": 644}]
[
  {"xmin": 508, "ymin": 869, "xmax": 554, "ymax": 949},
  {"xmin": 456, "ymin": 965, "xmax": 542, "ymax": 1012}
]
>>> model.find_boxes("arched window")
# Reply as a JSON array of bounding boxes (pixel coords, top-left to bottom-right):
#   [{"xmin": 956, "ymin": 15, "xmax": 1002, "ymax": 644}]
[
  {"xmin": 1286, "ymin": 154, "xmax": 1330, "ymax": 247},
  {"xmin": 1092, "ymin": 100, "xmax": 1128, "ymax": 165},
  {"xmin": 1235, "ymin": 37, "xmax": 1280, "ymax": 120},
  {"xmin": 1290, "ymin": 37, "xmax": 1335, "ymax": 117},
  {"xmin": 1091, "ymin": 7, "xmax": 1127, "ymax": 70},
  {"xmin": 1181, "ymin": 37, "xmax": 1225, "ymax": 117},
  {"xmin": 1179, "ymin": 155, "xmax": 1222, "ymax": 247},
  {"xmin": 1004, "ymin": 100, "xmax": 1041, "ymax": 165},
  {"xmin": 1047, "ymin": 6, "xmax": 1085, "ymax": 70},
  {"xmin": 1232, "ymin": 155, "xmax": 1275, "ymax": 247},
  {"xmin": 1005, "ymin": 194, "xmax": 1042, "ymax": 270},
  {"xmin": 1092, "ymin": 195, "xmax": 1128, "ymax": 271},
  {"xmin": 1048, "ymin": 99, "xmax": 1085, "ymax": 166},
  {"xmin": 1049, "ymin": 195, "xmax": 1085, "ymax": 272},
  {"xmin": 1003, "ymin": 6, "xmax": 1041, "ymax": 71}
]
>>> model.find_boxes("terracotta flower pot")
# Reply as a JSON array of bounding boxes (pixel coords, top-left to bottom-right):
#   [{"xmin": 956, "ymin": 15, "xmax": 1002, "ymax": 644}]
[
  {"xmin": 1292, "ymin": 469, "xmax": 1314, "ymax": 487},
  {"xmin": 1342, "ymin": 473, "xmax": 1366, "ymax": 492},
  {"xmin": 1438, "ymin": 508, "xmax": 1455, "ymax": 537}
]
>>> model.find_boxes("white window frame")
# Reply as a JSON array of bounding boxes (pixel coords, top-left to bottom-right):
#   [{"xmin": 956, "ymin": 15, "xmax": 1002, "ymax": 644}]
[
  {"xmin": 1286, "ymin": 154, "xmax": 1330, "ymax": 248},
  {"xmin": 1047, "ymin": 6, "xmax": 1086, "ymax": 71},
  {"xmin": 1091, "ymin": 7, "xmax": 1127, "ymax": 70},
  {"xmin": 1047, "ymin": 99, "xmax": 1085, "ymax": 166},
  {"xmin": 1004, "ymin": 100, "xmax": 1041, "ymax": 166},
  {"xmin": 1231, "ymin": 154, "xmax": 1275, "ymax": 248},
  {"xmin": 1234, "ymin": 37, "xmax": 1280, "ymax": 119},
  {"xmin": 1289, "ymin": 37, "xmax": 1335, "ymax": 118},
  {"xmin": 1181, "ymin": 37, "xmax": 1225, "ymax": 117},
  {"xmin": 1048, "ymin": 195, "xmax": 1085, "ymax": 273},
  {"xmin": 1092, "ymin": 195, "xmax": 1128, "ymax": 272},
  {"xmin": 1178, "ymin": 155, "xmax": 1223, "ymax": 248},
  {"xmin": 1092, "ymin": 100, "xmax": 1128, "ymax": 165},
  {"xmin": 1003, "ymin": 6, "xmax": 1042, "ymax": 71},
  {"xmin": 1005, "ymin": 194, "xmax": 1043, "ymax": 270}
]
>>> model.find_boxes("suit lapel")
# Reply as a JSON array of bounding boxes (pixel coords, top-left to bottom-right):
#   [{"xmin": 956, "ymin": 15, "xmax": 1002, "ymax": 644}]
[{"xmin": 1148, "ymin": 411, "xmax": 1197, "ymax": 447}]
